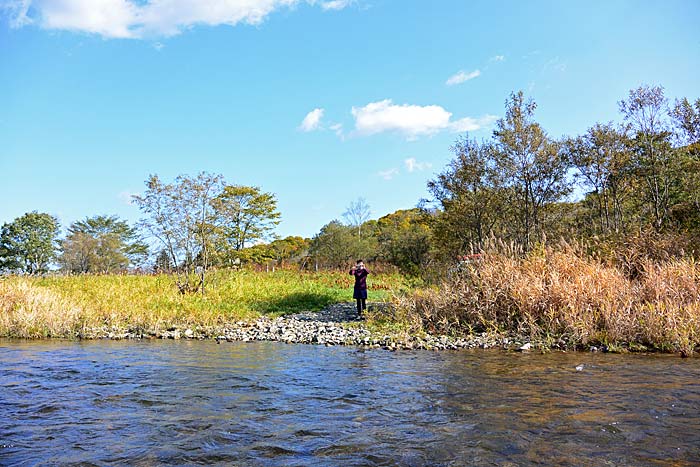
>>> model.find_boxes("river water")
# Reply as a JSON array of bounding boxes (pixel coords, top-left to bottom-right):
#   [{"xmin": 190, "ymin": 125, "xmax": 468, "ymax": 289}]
[{"xmin": 1, "ymin": 339, "xmax": 699, "ymax": 466}]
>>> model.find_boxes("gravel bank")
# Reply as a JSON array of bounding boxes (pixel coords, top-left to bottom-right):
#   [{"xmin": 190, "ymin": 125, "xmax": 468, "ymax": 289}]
[{"xmin": 86, "ymin": 302, "xmax": 535, "ymax": 351}]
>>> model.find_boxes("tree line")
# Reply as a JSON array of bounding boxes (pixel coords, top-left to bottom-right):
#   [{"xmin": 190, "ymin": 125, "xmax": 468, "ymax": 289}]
[
  {"xmin": 427, "ymin": 85, "xmax": 700, "ymax": 256},
  {"xmin": 0, "ymin": 174, "xmax": 282, "ymax": 283},
  {"xmin": 310, "ymin": 85, "xmax": 700, "ymax": 271},
  {"xmin": 2, "ymin": 84, "xmax": 698, "ymax": 280}
]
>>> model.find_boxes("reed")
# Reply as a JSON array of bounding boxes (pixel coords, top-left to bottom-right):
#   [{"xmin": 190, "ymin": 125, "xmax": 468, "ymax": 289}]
[
  {"xmin": 0, "ymin": 279, "xmax": 83, "ymax": 338},
  {"xmin": 395, "ymin": 244, "xmax": 700, "ymax": 354}
]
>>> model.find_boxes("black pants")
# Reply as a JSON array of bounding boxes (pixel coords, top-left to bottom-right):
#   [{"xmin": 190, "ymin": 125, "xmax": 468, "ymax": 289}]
[{"xmin": 356, "ymin": 298, "xmax": 366, "ymax": 314}]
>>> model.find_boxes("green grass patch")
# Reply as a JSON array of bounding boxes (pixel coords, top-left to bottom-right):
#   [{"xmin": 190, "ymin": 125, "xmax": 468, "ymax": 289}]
[{"xmin": 0, "ymin": 269, "xmax": 410, "ymax": 338}]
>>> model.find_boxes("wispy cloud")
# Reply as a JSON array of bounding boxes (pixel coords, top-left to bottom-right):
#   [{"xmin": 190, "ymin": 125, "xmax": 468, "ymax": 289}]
[
  {"xmin": 3, "ymin": 0, "xmax": 354, "ymax": 39},
  {"xmin": 299, "ymin": 108, "xmax": 325, "ymax": 132},
  {"xmin": 445, "ymin": 69, "xmax": 481, "ymax": 86},
  {"xmin": 377, "ymin": 158, "xmax": 432, "ymax": 181},
  {"xmin": 377, "ymin": 168, "xmax": 399, "ymax": 180},
  {"xmin": 542, "ymin": 56, "xmax": 567, "ymax": 73},
  {"xmin": 320, "ymin": 0, "xmax": 352, "ymax": 11},
  {"xmin": 329, "ymin": 122, "xmax": 344, "ymax": 139},
  {"xmin": 350, "ymin": 99, "xmax": 495, "ymax": 140},
  {"xmin": 450, "ymin": 115, "xmax": 498, "ymax": 133},
  {"xmin": 489, "ymin": 54, "xmax": 505, "ymax": 62},
  {"xmin": 404, "ymin": 157, "xmax": 432, "ymax": 173},
  {"xmin": 2, "ymin": 0, "xmax": 32, "ymax": 27}
]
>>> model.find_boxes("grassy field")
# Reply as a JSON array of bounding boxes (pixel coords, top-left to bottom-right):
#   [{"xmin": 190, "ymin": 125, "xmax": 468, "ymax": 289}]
[
  {"xmin": 3, "ymin": 254, "xmax": 700, "ymax": 355},
  {"xmin": 0, "ymin": 269, "xmax": 409, "ymax": 338}
]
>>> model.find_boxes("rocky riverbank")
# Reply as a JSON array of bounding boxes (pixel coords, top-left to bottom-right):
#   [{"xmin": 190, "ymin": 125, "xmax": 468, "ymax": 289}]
[{"xmin": 83, "ymin": 302, "xmax": 534, "ymax": 351}]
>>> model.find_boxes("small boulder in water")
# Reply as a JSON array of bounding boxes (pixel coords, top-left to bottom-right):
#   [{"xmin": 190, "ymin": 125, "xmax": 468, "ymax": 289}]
[{"xmin": 518, "ymin": 342, "xmax": 531, "ymax": 351}]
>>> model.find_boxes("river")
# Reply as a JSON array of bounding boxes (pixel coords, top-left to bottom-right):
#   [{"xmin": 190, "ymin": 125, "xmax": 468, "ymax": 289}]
[{"xmin": 1, "ymin": 339, "xmax": 699, "ymax": 466}]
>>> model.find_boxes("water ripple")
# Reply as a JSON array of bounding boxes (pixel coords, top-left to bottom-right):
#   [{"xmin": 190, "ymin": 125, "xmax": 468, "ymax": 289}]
[{"xmin": 1, "ymin": 339, "xmax": 700, "ymax": 466}]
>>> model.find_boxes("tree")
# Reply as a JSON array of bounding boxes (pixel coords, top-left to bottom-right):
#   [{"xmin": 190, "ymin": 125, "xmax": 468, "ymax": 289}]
[
  {"xmin": 154, "ymin": 249, "xmax": 173, "ymax": 273},
  {"xmin": 234, "ymin": 236, "xmax": 309, "ymax": 269},
  {"xmin": 619, "ymin": 85, "xmax": 678, "ymax": 230},
  {"xmin": 236, "ymin": 243, "xmax": 275, "ymax": 265},
  {"xmin": 562, "ymin": 123, "xmax": 633, "ymax": 234},
  {"xmin": 669, "ymin": 96, "xmax": 700, "ymax": 226},
  {"xmin": 670, "ymin": 97, "xmax": 700, "ymax": 146},
  {"xmin": 60, "ymin": 215, "xmax": 148, "ymax": 273},
  {"xmin": 428, "ymin": 136, "xmax": 510, "ymax": 254},
  {"xmin": 343, "ymin": 197, "xmax": 371, "ymax": 239},
  {"xmin": 493, "ymin": 91, "xmax": 571, "ymax": 249},
  {"xmin": 309, "ymin": 221, "xmax": 357, "ymax": 269},
  {"xmin": 269, "ymin": 236, "xmax": 309, "ymax": 265},
  {"xmin": 376, "ymin": 209, "xmax": 433, "ymax": 274},
  {"xmin": 211, "ymin": 185, "xmax": 281, "ymax": 258},
  {"xmin": 133, "ymin": 172, "xmax": 224, "ymax": 293},
  {"xmin": 0, "ymin": 212, "xmax": 60, "ymax": 274}
]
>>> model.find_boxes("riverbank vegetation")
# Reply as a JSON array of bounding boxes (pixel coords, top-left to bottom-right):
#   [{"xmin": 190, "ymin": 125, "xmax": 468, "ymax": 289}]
[
  {"xmin": 391, "ymin": 238, "xmax": 700, "ymax": 355},
  {"xmin": 2, "ymin": 84, "xmax": 699, "ymax": 354},
  {"xmin": 0, "ymin": 270, "xmax": 407, "ymax": 338}
]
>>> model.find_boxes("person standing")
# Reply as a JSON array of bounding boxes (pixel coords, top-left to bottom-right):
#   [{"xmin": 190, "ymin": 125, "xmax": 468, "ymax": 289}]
[{"xmin": 350, "ymin": 259, "xmax": 369, "ymax": 317}]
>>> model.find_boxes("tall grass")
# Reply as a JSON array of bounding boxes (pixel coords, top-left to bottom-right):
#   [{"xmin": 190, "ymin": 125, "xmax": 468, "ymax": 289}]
[
  {"xmin": 0, "ymin": 279, "xmax": 83, "ymax": 338},
  {"xmin": 396, "ymin": 242, "xmax": 700, "ymax": 354},
  {"xmin": 5, "ymin": 256, "xmax": 697, "ymax": 354},
  {"xmin": 0, "ymin": 269, "xmax": 406, "ymax": 338}
]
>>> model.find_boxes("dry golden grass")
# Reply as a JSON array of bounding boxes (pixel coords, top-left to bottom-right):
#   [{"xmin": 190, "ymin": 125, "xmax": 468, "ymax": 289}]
[
  {"xmin": 398, "ymin": 246, "xmax": 700, "ymax": 354},
  {"xmin": 0, "ymin": 279, "xmax": 84, "ymax": 338}
]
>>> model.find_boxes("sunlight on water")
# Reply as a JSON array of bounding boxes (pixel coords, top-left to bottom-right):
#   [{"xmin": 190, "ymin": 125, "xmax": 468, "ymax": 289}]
[{"xmin": 1, "ymin": 339, "xmax": 699, "ymax": 466}]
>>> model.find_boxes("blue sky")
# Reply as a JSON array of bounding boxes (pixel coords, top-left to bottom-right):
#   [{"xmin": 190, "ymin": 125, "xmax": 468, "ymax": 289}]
[{"xmin": 1, "ymin": 0, "xmax": 699, "ymax": 239}]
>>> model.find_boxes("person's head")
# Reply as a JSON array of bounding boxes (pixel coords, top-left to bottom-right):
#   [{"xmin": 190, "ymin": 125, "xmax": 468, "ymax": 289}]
[{"xmin": 356, "ymin": 259, "xmax": 364, "ymax": 268}]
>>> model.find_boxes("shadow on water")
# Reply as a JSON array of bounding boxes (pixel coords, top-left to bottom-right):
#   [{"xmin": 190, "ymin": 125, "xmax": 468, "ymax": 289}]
[{"xmin": 253, "ymin": 292, "xmax": 340, "ymax": 315}]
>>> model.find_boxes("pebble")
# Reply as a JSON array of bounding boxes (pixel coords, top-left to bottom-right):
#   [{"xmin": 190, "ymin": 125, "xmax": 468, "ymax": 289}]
[{"xmin": 80, "ymin": 302, "xmax": 522, "ymax": 352}]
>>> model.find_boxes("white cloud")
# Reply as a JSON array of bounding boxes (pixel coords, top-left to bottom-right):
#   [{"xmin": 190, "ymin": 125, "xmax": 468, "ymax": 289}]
[
  {"xmin": 2, "ymin": 0, "xmax": 32, "ymax": 27},
  {"xmin": 329, "ymin": 122, "xmax": 344, "ymax": 138},
  {"xmin": 36, "ymin": 0, "xmax": 139, "ymax": 38},
  {"xmin": 4, "ymin": 0, "xmax": 352, "ymax": 38},
  {"xmin": 450, "ymin": 115, "xmax": 498, "ymax": 133},
  {"xmin": 352, "ymin": 99, "xmax": 452, "ymax": 139},
  {"xmin": 404, "ymin": 157, "xmax": 432, "ymax": 173},
  {"xmin": 377, "ymin": 168, "xmax": 399, "ymax": 180},
  {"xmin": 445, "ymin": 69, "xmax": 480, "ymax": 86},
  {"xmin": 351, "ymin": 99, "xmax": 495, "ymax": 140},
  {"xmin": 299, "ymin": 108, "xmax": 324, "ymax": 132},
  {"xmin": 320, "ymin": 0, "xmax": 351, "ymax": 10},
  {"xmin": 490, "ymin": 55, "xmax": 505, "ymax": 62}
]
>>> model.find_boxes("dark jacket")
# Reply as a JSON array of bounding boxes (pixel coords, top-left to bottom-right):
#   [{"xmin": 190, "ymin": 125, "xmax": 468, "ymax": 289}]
[{"xmin": 350, "ymin": 267, "xmax": 369, "ymax": 290}]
